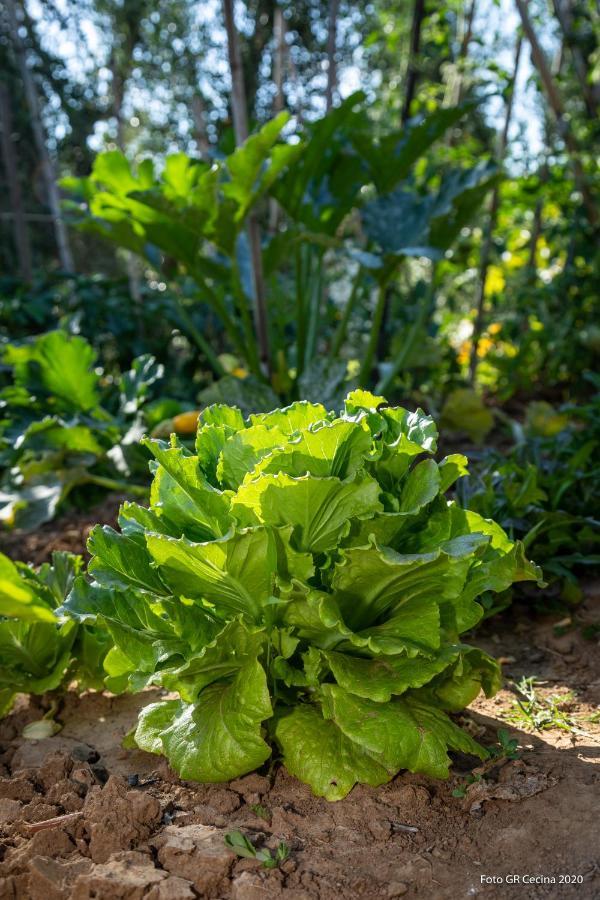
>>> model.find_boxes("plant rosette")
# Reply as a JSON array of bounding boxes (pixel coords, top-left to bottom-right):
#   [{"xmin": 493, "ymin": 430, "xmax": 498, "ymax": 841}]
[
  {"xmin": 63, "ymin": 391, "xmax": 541, "ymax": 800},
  {"xmin": 0, "ymin": 551, "xmax": 110, "ymax": 717}
]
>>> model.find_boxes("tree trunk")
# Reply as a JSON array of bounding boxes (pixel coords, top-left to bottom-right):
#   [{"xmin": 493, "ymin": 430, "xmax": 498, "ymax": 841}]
[
  {"xmin": 109, "ymin": 44, "xmax": 142, "ymax": 303},
  {"xmin": 469, "ymin": 35, "xmax": 522, "ymax": 382},
  {"xmin": 552, "ymin": 0, "xmax": 598, "ymax": 118},
  {"xmin": 445, "ymin": 0, "xmax": 476, "ymax": 117},
  {"xmin": 191, "ymin": 94, "xmax": 210, "ymax": 156},
  {"xmin": 376, "ymin": 0, "xmax": 428, "ymax": 367},
  {"xmin": 401, "ymin": 0, "xmax": 426, "ymax": 124},
  {"xmin": 0, "ymin": 83, "xmax": 33, "ymax": 280},
  {"xmin": 514, "ymin": 0, "xmax": 598, "ymax": 227},
  {"xmin": 273, "ymin": 5, "xmax": 286, "ymax": 114},
  {"xmin": 223, "ymin": 0, "xmax": 271, "ymax": 374},
  {"xmin": 325, "ymin": 0, "xmax": 341, "ymax": 111},
  {"xmin": 268, "ymin": 4, "xmax": 286, "ymax": 231},
  {"xmin": 376, "ymin": 0, "xmax": 428, "ymax": 366},
  {"xmin": 6, "ymin": 0, "xmax": 74, "ymax": 271},
  {"xmin": 223, "ymin": 0, "xmax": 250, "ymax": 141}
]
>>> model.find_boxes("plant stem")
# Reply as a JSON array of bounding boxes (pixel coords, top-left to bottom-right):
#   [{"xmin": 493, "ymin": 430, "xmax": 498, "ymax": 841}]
[
  {"xmin": 172, "ymin": 295, "xmax": 226, "ymax": 378},
  {"xmin": 359, "ymin": 279, "xmax": 388, "ymax": 387},
  {"xmin": 303, "ymin": 247, "xmax": 324, "ymax": 369},
  {"xmin": 331, "ymin": 265, "xmax": 363, "ymax": 357},
  {"xmin": 295, "ymin": 244, "xmax": 306, "ymax": 379},
  {"xmin": 231, "ymin": 257, "xmax": 262, "ymax": 377},
  {"xmin": 376, "ymin": 274, "xmax": 436, "ymax": 394},
  {"xmin": 192, "ymin": 269, "xmax": 248, "ymax": 361},
  {"xmin": 85, "ymin": 474, "xmax": 148, "ymax": 497}
]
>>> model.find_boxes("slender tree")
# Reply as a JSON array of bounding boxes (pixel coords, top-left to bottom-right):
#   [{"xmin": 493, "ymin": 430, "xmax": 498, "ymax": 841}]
[
  {"xmin": 514, "ymin": 0, "xmax": 598, "ymax": 226},
  {"xmin": 273, "ymin": 4, "xmax": 286, "ymax": 114},
  {"xmin": 191, "ymin": 94, "xmax": 210, "ymax": 156},
  {"xmin": 6, "ymin": 0, "xmax": 74, "ymax": 271},
  {"xmin": 223, "ymin": 0, "xmax": 271, "ymax": 374},
  {"xmin": 0, "ymin": 82, "xmax": 33, "ymax": 280},
  {"xmin": 469, "ymin": 35, "xmax": 522, "ymax": 382},
  {"xmin": 552, "ymin": 0, "xmax": 598, "ymax": 119},
  {"xmin": 325, "ymin": 0, "xmax": 341, "ymax": 111},
  {"xmin": 401, "ymin": 0, "xmax": 426, "ymax": 123},
  {"xmin": 445, "ymin": 0, "xmax": 476, "ymax": 121}
]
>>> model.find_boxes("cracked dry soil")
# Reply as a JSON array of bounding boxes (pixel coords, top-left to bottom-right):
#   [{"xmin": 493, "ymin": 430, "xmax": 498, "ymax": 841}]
[{"xmin": 0, "ymin": 585, "xmax": 599, "ymax": 900}]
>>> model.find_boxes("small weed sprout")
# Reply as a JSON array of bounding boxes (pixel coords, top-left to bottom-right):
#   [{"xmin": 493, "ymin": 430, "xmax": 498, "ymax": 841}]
[{"xmin": 225, "ymin": 830, "xmax": 290, "ymax": 869}]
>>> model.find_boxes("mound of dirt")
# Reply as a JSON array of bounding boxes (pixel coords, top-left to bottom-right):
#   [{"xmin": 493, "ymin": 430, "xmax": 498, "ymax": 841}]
[{"xmin": 1, "ymin": 587, "xmax": 599, "ymax": 899}]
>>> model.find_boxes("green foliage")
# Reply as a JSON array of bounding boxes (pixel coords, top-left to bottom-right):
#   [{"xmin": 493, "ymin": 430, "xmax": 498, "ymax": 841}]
[
  {"xmin": 0, "ymin": 330, "xmax": 164, "ymax": 529},
  {"xmin": 63, "ymin": 392, "xmax": 539, "ymax": 800},
  {"xmin": 0, "ymin": 273, "xmax": 209, "ymax": 392},
  {"xmin": 0, "ymin": 551, "xmax": 110, "ymax": 716},
  {"xmin": 224, "ymin": 831, "xmax": 290, "ymax": 869},
  {"xmin": 506, "ymin": 677, "xmax": 580, "ymax": 734},
  {"xmin": 63, "ymin": 101, "xmax": 495, "ymax": 394},
  {"xmin": 460, "ymin": 388, "xmax": 600, "ymax": 593},
  {"xmin": 440, "ymin": 388, "xmax": 494, "ymax": 445}
]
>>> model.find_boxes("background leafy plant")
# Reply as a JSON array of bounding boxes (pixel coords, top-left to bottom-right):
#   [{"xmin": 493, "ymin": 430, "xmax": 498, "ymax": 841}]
[
  {"xmin": 0, "ymin": 550, "xmax": 110, "ymax": 716},
  {"xmin": 460, "ymin": 385, "xmax": 600, "ymax": 599},
  {"xmin": 0, "ymin": 329, "xmax": 183, "ymax": 529},
  {"xmin": 62, "ymin": 99, "xmax": 497, "ymax": 400}
]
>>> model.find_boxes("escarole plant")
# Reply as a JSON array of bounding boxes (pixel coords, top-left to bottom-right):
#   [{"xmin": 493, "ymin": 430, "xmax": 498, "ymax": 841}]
[
  {"xmin": 0, "ymin": 551, "xmax": 110, "ymax": 717},
  {"xmin": 64, "ymin": 391, "xmax": 540, "ymax": 800}
]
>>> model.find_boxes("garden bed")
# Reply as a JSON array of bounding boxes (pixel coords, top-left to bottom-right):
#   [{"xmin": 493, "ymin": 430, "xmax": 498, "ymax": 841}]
[
  {"xmin": 0, "ymin": 495, "xmax": 123, "ymax": 567},
  {"xmin": 1, "ymin": 582, "xmax": 598, "ymax": 899}
]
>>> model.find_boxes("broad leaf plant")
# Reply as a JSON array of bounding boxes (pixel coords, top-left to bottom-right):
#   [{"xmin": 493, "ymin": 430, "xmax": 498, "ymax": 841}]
[{"xmin": 64, "ymin": 391, "xmax": 540, "ymax": 799}]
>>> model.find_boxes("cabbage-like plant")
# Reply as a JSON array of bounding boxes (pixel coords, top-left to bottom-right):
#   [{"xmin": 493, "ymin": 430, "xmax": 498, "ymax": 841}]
[
  {"xmin": 0, "ymin": 551, "xmax": 110, "ymax": 717},
  {"xmin": 65, "ymin": 391, "xmax": 540, "ymax": 799}
]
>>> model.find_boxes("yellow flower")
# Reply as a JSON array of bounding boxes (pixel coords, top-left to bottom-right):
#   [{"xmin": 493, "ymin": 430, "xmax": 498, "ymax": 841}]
[
  {"xmin": 232, "ymin": 366, "xmax": 248, "ymax": 379},
  {"xmin": 457, "ymin": 340, "xmax": 472, "ymax": 366},
  {"xmin": 484, "ymin": 266, "xmax": 505, "ymax": 296},
  {"xmin": 477, "ymin": 337, "xmax": 494, "ymax": 358}
]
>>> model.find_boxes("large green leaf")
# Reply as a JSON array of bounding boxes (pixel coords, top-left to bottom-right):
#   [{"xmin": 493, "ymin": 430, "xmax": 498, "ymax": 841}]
[
  {"xmin": 88, "ymin": 526, "xmax": 169, "ymax": 596},
  {"xmin": 398, "ymin": 458, "xmax": 441, "ymax": 513},
  {"xmin": 321, "ymin": 686, "xmax": 487, "ymax": 778},
  {"xmin": 146, "ymin": 527, "xmax": 277, "ymax": 620},
  {"xmin": 0, "ymin": 554, "xmax": 56, "ymax": 623},
  {"xmin": 331, "ymin": 536, "xmax": 488, "ymax": 631},
  {"xmin": 224, "ymin": 113, "xmax": 302, "ymax": 221},
  {"xmin": 145, "ymin": 440, "xmax": 232, "ymax": 540},
  {"xmin": 324, "ymin": 645, "xmax": 462, "ymax": 702},
  {"xmin": 273, "ymin": 705, "xmax": 390, "ymax": 801},
  {"xmin": 4, "ymin": 331, "xmax": 99, "ymax": 413},
  {"xmin": 231, "ymin": 473, "xmax": 382, "ymax": 552},
  {"xmin": 362, "ymin": 162, "xmax": 498, "ymax": 257},
  {"xmin": 249, "ymin": 419, "xmax": 372, "ymax": 480},
  {"xmin": 135, "ymin": 659, "xmax": 272, "ymax": 781},
  {"xmin": 217, "ymin": 424, "xmax": 287, "ymax": 490},
  {"xmin": 249, "ymin": 401, "xmax": 329, "ymax": 433}
]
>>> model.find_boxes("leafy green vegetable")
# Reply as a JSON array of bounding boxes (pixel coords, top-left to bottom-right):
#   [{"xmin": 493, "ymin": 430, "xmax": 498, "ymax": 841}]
[
  {"xmin": 460, "ymin": 391, "xmax": 600, "ymax": 599},
  {"xmin": 64, "ymin": 392, "xmax": 540, "ymax": 799},
  {"xmin": 0, "ymin": 551, "xmax": 110, "ymax": 716},
  {"xmin": 0, "ymin": 330, "xmax": 162, "ymax": 529}
]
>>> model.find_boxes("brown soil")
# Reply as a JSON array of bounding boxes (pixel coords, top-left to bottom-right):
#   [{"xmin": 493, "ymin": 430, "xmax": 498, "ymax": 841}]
[
  {"xmin": 1, "ymin": 587, "xmax": 599, "ymax": 900},
  {"xmin": 0, "ymin": 495, "xmax": 124, "ymax": 567}
]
